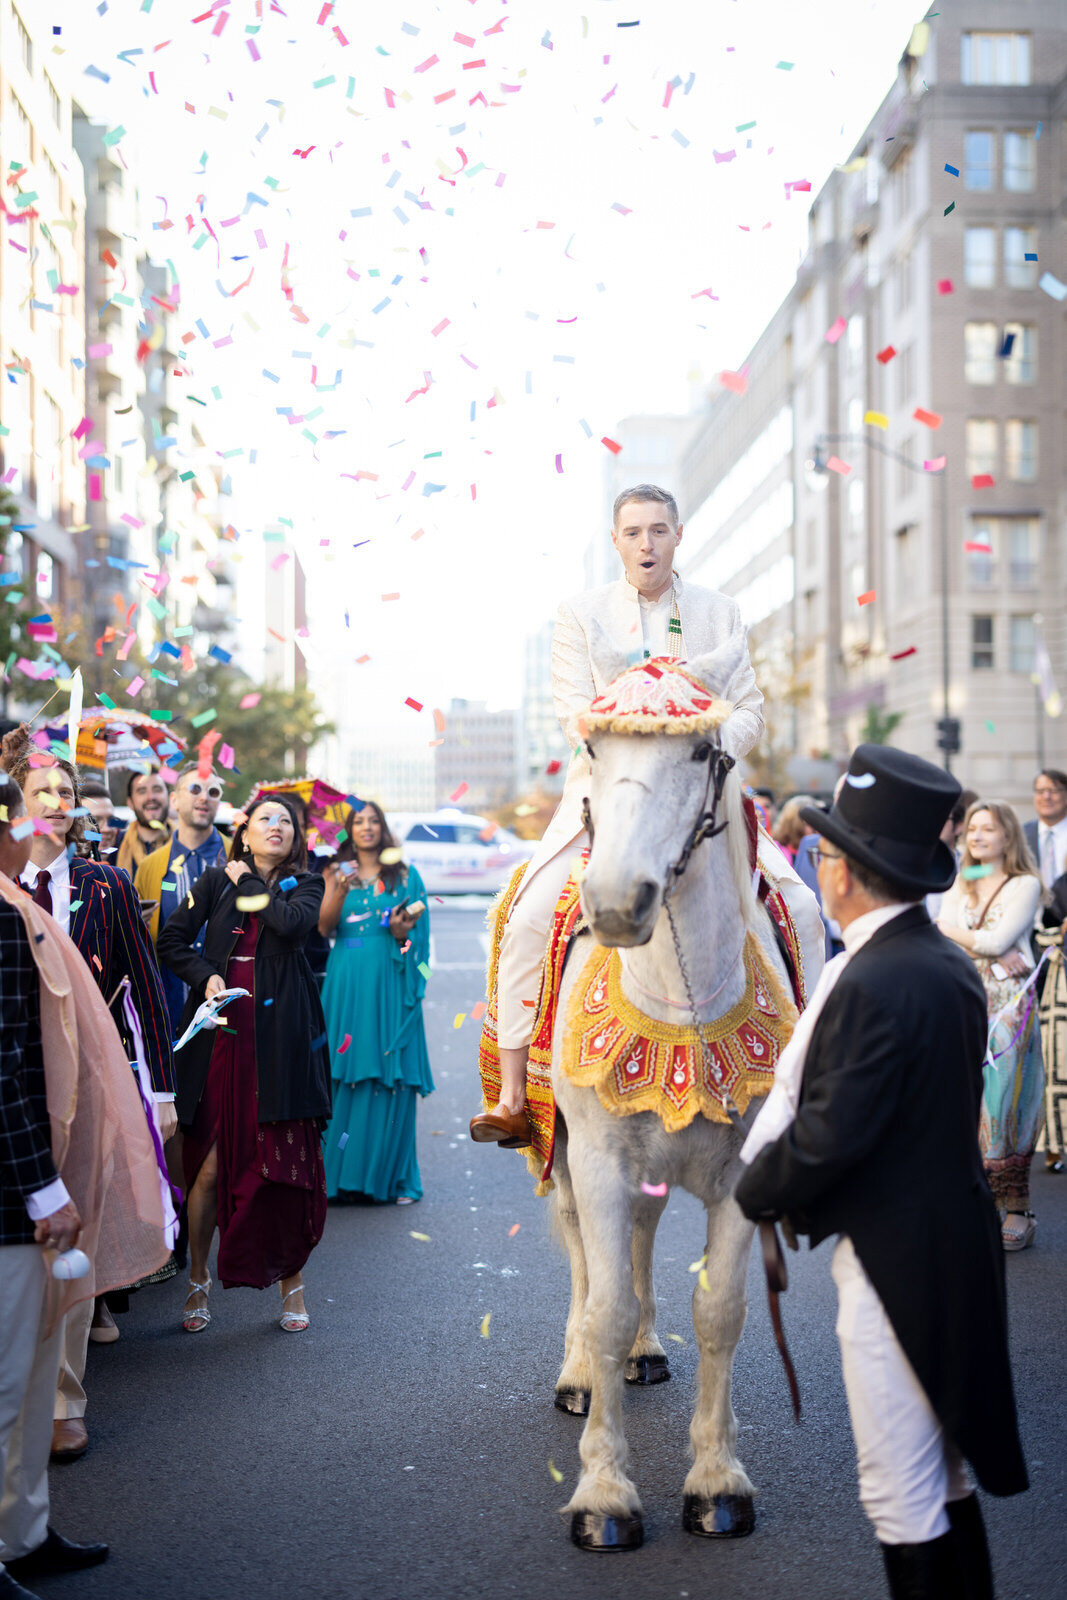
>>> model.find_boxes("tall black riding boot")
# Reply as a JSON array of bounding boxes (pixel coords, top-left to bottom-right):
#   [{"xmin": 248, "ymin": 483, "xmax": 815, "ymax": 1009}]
[
  {"xmin": 947, "ymin": 1494, "xmax": 995, "ymax": 1600},
  {"xmin": 881, "ymin": 1530, "xmax": 966, "ymax": 1599}
]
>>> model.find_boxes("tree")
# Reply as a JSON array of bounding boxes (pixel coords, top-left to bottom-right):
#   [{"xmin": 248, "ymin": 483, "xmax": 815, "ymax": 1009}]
[
  {"xmin": 860, "ymin": 703, "xmax": 904, "ymax": 745},
  {"xmin": 742, "ymin": 630, "xmax": 815, "ymax": 795},
  {"xmin": 0, "ymin": 486, "xmax": 29, "ymax": 715}
]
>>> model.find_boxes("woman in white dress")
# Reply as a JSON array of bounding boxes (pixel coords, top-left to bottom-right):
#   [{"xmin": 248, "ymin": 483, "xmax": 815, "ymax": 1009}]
[{"xmin": 938, "ymin": 801, "xmax": 1044, "ymax": 1250}]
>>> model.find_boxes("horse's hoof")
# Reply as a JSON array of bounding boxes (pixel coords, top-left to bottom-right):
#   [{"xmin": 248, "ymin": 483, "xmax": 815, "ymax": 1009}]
[
  {"xmin": 625, "ymin": 1353, "xmax": 670, "ymax": 1385},
  {"xmin": 682, "ymin": 1492, "xmax": 756, "ymax": 1538},
  {"xmin": 570, "ymin": 1511, "xmax": 644, "ymax": 1551},
  {"xmin": 554, "ymin": 1387, "xmax": 591, "ymax": 1416}
]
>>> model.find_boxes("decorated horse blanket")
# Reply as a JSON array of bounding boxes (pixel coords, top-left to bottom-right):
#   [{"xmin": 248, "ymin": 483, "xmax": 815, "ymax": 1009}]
[{"xmin": 478, "ymin": 825, "xmax": 803, "ymax": 1190}]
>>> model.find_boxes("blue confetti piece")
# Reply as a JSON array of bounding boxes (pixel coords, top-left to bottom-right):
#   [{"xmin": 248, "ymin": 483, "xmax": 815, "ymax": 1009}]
[
  {"xmin": 944, "ymin": 163, "xmax": 959, "ymax": 176},
  {"xmin": 1024, "ymin": 252, "xmax": 1037, "ymax": 261},
  {"xmin": 311, "ymin": 1032, "xmax": 328, "ymax": 1052},
  {"xmin": 262, "ymin": 998, "xmax": 274, "ymax": 1007},
  {"xmin": 278, "ymin": 875, "xmax": 298, "ymax": 891}
]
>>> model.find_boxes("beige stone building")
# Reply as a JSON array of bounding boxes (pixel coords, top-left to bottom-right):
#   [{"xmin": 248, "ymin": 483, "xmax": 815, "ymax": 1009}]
[{"xmin": 678, "ymin": 0, "xmax": 1066, "ymax": 801}]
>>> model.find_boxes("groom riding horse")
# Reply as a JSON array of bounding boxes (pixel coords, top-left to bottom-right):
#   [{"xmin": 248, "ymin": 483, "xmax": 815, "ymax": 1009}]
[{"xmin": 470, "ymin": 482, "xmax": 825, "ymax": 1150}]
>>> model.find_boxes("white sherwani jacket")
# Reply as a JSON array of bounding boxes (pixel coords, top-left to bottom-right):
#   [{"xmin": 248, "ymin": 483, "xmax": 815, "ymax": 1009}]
[{"xmin": 520, "ymin": 575, "xmax": 765, "ymax": 893}]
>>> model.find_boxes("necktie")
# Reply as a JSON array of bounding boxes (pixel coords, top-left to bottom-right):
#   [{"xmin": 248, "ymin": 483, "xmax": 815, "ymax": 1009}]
[
  {"xmin": 32, "ymin": 869, "xmax": 53, "ymax": 916},
  {"xmin": 1041, "ymin": 828, "xmax": 1057, "ymax": 887}
]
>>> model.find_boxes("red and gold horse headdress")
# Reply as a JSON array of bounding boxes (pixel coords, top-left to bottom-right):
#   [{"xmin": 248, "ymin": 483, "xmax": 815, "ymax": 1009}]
[{"xmin": 582, "ymin": 659, "xmax": 733, "ymax": 738}]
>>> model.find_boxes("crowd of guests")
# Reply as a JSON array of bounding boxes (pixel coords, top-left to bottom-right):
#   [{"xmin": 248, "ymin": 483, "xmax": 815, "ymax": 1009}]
[
  {"xmin": 0, "ymin": 725, "xmax": 433, "ymax": 1596},
  {"xmin": 754, "ymin": 767, "xmax": 1067, "ymax": 1253}
]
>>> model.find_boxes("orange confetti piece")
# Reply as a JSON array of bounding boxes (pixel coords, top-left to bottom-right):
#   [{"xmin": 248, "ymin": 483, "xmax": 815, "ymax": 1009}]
[
  {"xmin": 508, "ymin": 1223, "xmax": 521, "ymax": 1237},
  {"xmin": 913, "ymin": 406, "xmax": 942, "ymax": 429},
  {"xmin": 857, "ymin": 590, "xmax": 876, "ymax": 606}
]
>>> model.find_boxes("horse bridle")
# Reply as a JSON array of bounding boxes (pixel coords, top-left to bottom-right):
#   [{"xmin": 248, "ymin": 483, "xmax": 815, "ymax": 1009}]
[{"xmin": 580, "ymin": 741, "xmax": 735, "ymax": 883}]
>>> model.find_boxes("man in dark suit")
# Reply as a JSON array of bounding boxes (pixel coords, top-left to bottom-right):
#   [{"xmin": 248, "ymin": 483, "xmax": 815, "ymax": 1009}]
[
  {"xmin": 0, "ymin": 774, "xmax": 107, "ymax": 1600},
  {"xmin": 5, "ymin": 748, "xmax": 174, "ymax": 1461},
  {"xmin": 735, "ymin": 745, "xmax": 1027, "ymax": 1600}
]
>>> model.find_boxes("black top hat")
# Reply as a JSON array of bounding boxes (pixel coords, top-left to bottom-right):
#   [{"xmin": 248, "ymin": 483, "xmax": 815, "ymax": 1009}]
[{"xmin": 799, "ymin": 744, "xmax": 961, "ymax": 895}]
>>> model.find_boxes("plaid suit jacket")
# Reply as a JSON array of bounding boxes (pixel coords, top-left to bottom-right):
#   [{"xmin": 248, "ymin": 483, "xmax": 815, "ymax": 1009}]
[
  {"xmin": 0, "ymin": 897, "xmax": 53, "ymax": 1247},
  {"xmin": 67, "ymin": 857, "xmax": 175, "ymax": 1096}
]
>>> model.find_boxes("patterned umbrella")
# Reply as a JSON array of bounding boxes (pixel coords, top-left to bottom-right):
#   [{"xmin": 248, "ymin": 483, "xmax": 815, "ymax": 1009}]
[{"xmin": 42, "ymin": 707, "xmax": 186, "ymax": 772}]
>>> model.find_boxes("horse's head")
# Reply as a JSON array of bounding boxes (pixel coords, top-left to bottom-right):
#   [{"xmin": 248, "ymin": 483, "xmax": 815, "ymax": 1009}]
[{"xmin": 578, "ymin": 634, "xmax": 746, "ymax": 947}]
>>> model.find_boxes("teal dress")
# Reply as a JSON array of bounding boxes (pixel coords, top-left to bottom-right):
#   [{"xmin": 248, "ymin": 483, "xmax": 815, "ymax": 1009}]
[{"xmin": 321, "ymin": 865, "xmax": 434, "ymax": 1202}]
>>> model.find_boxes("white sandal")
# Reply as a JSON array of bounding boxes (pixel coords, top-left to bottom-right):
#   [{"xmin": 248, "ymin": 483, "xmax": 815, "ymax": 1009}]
[
  {"xmin": 280, "ymin": 1285, "xmax": 309, "ymax": 1332},
  {"xmin": 182, "ymin": 1279, "xmax": 212, "ymax": 1333}
]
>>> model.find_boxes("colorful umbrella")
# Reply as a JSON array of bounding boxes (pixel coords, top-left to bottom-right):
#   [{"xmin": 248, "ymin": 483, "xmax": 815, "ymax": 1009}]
[
  {"xmin": 244, "ymin": 777, "xmax": 352, "ymax": 852},
  {"xmin": 42, "ymin": 707, "xmax": 187, "ymax": 772}
]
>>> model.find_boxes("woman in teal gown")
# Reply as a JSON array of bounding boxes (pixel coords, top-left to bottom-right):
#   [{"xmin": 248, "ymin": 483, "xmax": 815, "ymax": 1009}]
[{"xmin": 318, "ymin": 802, "xmax": 434, "ymax": 1203}]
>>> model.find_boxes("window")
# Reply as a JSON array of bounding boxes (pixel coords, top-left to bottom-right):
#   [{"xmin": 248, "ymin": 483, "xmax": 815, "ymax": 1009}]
[
  {"xmin": 893, "ymin": 252, "xmax": 913, "ymax": 313},
  {"xmin": 13, "ymin": 9, "xmax": 32, "ymax": 73},
  {"xmin": 966, "ymin": 420, "xmax": 997, "ymax": 480},
  {"xmin": 965, "ymin": 322, "xmax": 997, "ymax": 385},
  {"xmin": 35, "ymin": 552, "xmax": 53, "ymax": 601},
  {"xmin": 1004, "ymin": 227, "xmax": 1037, "ymax": 289},
  {"xmin": 1005, "ymin": 420, "xmax": 1037, "ymax": 483},
  {"xmin": 967, "ymin": 523, "xmax": 996, "ymax": 590},
  {"xmin": 897, "ymin": 439, "xmax": 916, "ymax": 498},
  {"xmin": 847, "ymin": 397, "xmax": 864, "ymax": 436},
  {"xmin": 961, "ymin": 33, "xmax": 1031, "ymax": 87},
  {"xmin": 894, "ymin": 150, "xmax": 914, "ymax": 219},
  {"xmin": 964, "ymin": 227, "xmax": 996, "ymax": 288},
  {"xmin": 971, "ymin": 616, "xmax": 995, "ymax": 670},
  {"xmin": 1003, "ymin": 131, "xmax": 1036, "ymax": 193},
  {"xmin": 895, "ymin": 524, "xmax": 916, "ymax": 601},
  {"xmin": 847, "ymin": 314, "xmax": 864, "ymax": 367},
  {"xmin": 1009, "ymin": 520, "xmax": 1039, "ymax": 588},
  {"xmin": 897, "ymin": 345, "xmax": 913, "ymax": 407},
  {"xmin": 1010, "ymin": 616, "xmax": 1036, "ymax": 675},
  {"xmin": 964, "ymin": 131, "xmax": 995, "ymax": 191},
  {"xmin": 1003, "ymin": 322, "xmax": 1036, "ymax": 384}
]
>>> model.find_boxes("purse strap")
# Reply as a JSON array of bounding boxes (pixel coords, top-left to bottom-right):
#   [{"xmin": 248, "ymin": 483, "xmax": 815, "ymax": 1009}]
[{"xmin": 973, "ymin": 877, "xmax": 1008, "ymax": 930}]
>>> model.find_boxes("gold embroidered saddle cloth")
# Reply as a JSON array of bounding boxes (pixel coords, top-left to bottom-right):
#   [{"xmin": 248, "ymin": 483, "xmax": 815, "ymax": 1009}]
[{"xmin": 478, "ymin": 861, "xmax": 799, "ymax": 1189}]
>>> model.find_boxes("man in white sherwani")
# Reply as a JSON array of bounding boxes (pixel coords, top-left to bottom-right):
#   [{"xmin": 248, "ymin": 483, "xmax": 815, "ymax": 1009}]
[{"xmin": 470, "ymin": 484, "xmax": 824, "ymax": 1147}]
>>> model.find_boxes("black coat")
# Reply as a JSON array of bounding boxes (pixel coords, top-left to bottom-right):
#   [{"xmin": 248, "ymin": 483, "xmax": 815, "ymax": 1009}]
[
  {"xmin": 157, "ymin": 865, "xmax": 331, "ymax": 1129},
  {"xmin": 735, "ymin": 905, "xmax": 1028, "ymax": 1499}
]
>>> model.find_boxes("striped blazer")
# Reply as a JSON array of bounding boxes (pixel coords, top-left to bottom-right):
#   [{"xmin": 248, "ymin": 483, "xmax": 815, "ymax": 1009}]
[{"xmin": 67, "ymin": 856, "xmax": 175, "ymax": 1097}]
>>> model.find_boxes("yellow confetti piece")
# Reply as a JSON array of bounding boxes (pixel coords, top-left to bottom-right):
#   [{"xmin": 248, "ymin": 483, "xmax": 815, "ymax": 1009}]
[
  {"xmin": 409, "ymin": 1231, "xmax": 430, "ymax": 1242},
  {"xmin": 688, "ymin": 1254, "xmax": 707, "ymax": 1273},
  {"xmin": 235, "ymin": 893, "xmax": 271, "ymax": 912},
  {"xmin": 548, "ymin": 1459, "xmax": 564, "ymax": 1483},
  {"xmin": 864, "ymin": 410, "xmax": 889, "ymax": 430},
  {"xmin": 379, "ymin": 847, "xmax": 403, "ymax": 864},
  {"xmin": 698, "ymin": 1268, "xmax": 711, "ymax": 1294},
  {"xmin": 508, "ymin": 1223, "xmax": 521, "ymax": 1237},
  {"xmin": 480, "ymin": 1312, "xmax": 491, "ymax": 1338},
  {"xmin": 667, "ymin": 1333, "xmax": 687, "ymax": 1345},
  {"xmin": 453, "ymin": 1012, "xmax": 466, "ymax": 1029}
]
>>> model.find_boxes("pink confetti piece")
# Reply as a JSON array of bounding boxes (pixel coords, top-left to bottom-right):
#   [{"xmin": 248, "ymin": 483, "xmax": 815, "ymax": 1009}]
[
  {"xmin": 239, "ymin": 692, "xmax": 261, "ymax": 710},
  {"xmin": 337, "ymin": 1033, "xmax": 352, "ymax": 1054},
  {"xmin": 964, "ymin": 541, "xmax": 993, "ymax": 554},
  {"xmin": 381, "ymin": 592, "xmax": 400, "ymax": 602},
  {"xmin": 718, "ymin": 370, "xmax": 747, "ymax": 394},
  {"xmin": 450, "ymin": 782, "xmax": 469, "ymax": 802},
  {"xmin": 924, "ymin": 456, "xmax": 946, "ymax": 472},
  {"xmin": 640, "ymin": 1181, "xmax": 668, "ymax": 1196},
  {"xmin": 405, "ymin": 697, "xmax": 424, "ymax": 712},
  {"xmin": 601, "ymin": 436, "xmax": 622, "ymax": 455},
  {"xmin": 824, "ymin": 316, "xmax": 847, "ymax": 344},
  {"xmin": 431, "ymin": 318, "xmax": 450, "ymax": 336},
  {"xmin": 555, "ymin": 453, "xmax": 563, "ymax": 473},
  {"xmin": 971, "ymin": 473, "xmax": 995, "ymax": 490},
  {"xmin": 127, "ymin": 674, "xmax": 145, "ymax": 696},
  {"xmin": 913, "ymin": 406, "xmax": 942, "ymax": 429},
  {"xmin": 88, "ymin": 342, "xmax": 113, "ymax": 358},
  {"xmin": 937, "ymin": 278, "xmax": 954, "ymax": 295},
  {"xmin": 890, "ymin": 646, "xmax": 917, "ymax": 661},
  {"xmin": 414, "ymin": 54, "xmax": 439, "ymax": 72},
  {"xmin": 825, "ymin": 455, "xmax": 851, "ymax": 475}
]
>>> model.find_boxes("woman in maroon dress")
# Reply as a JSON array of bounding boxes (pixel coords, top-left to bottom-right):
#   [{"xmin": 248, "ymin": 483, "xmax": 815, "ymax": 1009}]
[{"xmin": 158, "ymin": 794, "xmax": 331, "ymax": 1334}]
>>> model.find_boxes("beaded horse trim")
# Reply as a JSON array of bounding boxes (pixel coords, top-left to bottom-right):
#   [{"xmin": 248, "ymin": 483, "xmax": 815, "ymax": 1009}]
[{"xmin": 582, "ymin": 658, "xmax": 733, "ymax": 738}]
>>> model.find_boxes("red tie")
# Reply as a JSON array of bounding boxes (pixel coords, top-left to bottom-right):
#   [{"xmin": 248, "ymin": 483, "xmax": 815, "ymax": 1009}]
[{"xmin": 32, "ymin": 870, "xmax": 53, "ymax": 916}]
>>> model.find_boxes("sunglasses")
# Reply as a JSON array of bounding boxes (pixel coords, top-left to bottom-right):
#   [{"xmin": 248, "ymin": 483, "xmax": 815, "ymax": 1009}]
[{"xmin": 185, "ymin": 781, "xmax": 224, "ymax": 800}]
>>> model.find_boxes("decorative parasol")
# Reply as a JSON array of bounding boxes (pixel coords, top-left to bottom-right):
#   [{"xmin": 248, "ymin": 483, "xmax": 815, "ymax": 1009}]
[
  {"xmin": 41, "ymin": 707, "xmax": 187, "ymax": 772},
  {"xmin": 244, "ymin": 777, "xmax": 353, "ymax": 852}
]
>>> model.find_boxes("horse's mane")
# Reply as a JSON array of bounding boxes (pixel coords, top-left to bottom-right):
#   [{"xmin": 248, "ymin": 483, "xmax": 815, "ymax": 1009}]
[{"xmin": 722, "ymin": 765, "xmax": 763, "ymax": 933}]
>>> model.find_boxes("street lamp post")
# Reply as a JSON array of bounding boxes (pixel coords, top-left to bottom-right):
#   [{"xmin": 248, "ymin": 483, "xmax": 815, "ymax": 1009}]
[{"xmin": 809, "ymin": 433, "xmax": 954, "ymax": 773}]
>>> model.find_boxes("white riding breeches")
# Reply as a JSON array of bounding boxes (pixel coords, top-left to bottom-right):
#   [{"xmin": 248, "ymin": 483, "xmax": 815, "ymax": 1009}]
[
  {"xmin": 832, "ymin": 1236, "xmax": 972, "ymax": 1545},
  {"xmin": 496, "ymin": 840, "xmax": 584, "ymax": 1049}
]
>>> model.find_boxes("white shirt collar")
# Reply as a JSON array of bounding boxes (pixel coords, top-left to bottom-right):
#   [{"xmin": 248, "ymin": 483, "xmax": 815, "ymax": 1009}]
[
  {"xmin": 22, "ymin": 850, "xmax": 71, "ymax": 887},
  {"xmin": 621, "ymin": 571, "xmax": 681, "ymax": 606},
  {"xmin": 841, "ymin": 900, "xmax": 914, "ymax": 955},
  {"xmin": 1039, "ymin": 815, "xmax": 1067, "ymax": 836}
]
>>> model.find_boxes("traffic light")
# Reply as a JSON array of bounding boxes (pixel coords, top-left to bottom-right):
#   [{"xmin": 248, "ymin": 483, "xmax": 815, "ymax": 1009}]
[{"xmin": 936, "ymin": 716, "xmax": 961, "ymax": 754}]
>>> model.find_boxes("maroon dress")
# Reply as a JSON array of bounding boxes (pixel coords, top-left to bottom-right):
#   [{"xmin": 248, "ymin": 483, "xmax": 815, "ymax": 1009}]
[{"xmin": 182, "ymin": 916, "xmax": 327, "ymax": 1289}]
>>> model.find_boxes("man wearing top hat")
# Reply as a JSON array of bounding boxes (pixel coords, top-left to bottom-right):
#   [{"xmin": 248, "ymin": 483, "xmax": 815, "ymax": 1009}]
[{"xmin": 735, "ymin": 744, "xmax": 1027, "ymax": 1600}]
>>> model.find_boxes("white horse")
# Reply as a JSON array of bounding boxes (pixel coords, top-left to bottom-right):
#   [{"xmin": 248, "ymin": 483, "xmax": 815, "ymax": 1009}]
[{"xmin": 549, "ymin": 636, "xmax": 803, "ymax": 1552}]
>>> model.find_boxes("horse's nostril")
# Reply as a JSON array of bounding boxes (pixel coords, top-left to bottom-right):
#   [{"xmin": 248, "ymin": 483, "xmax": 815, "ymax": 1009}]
[{"xmin": 632, "ymin": 880, "xmax": 658, "ymax": 923}]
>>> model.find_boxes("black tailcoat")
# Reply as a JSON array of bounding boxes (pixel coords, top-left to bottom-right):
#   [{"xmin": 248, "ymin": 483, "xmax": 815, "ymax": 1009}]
[
  {"xmin": 157, "ymin": 866, "xmax": 331, "ymax": 1129},
  {"xmin": 735, "ymin": 905, "xmax": 1028, "ymax": 1498}
]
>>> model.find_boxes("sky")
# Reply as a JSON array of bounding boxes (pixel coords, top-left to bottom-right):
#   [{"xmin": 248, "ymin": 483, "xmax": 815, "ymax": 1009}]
[{"xmin": 47, "ymin": 0, "xmax": 927, "ymax": 747}]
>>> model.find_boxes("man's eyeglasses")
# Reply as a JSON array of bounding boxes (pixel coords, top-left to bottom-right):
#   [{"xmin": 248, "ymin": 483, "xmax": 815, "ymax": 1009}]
[
  {"xmin": 816, "ymin": 845, "xmax": 843, "ymax": 863},
  {"xmin": 1034, "ymin": 787, "xmax": 1066, "ymax": 799},
  {"xmin": 185, "ymin": 781, "xmax": 224, "ymax": 801}
]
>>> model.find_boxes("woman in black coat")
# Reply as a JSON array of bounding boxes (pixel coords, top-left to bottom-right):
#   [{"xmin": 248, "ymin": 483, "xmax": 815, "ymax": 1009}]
[{"xmin": 158, "ymin": 793, "xmax": 331, "ymax": 1335}]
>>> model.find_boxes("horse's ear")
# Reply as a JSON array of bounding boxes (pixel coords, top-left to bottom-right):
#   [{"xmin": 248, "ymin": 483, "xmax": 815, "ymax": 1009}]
[
  {"xmin": 587, "ymin": 620, "xmax": 633, "ymax": 688},
  {"xmin": 684, "ymin": 631, "xmax": 748, "ymax": 701}
]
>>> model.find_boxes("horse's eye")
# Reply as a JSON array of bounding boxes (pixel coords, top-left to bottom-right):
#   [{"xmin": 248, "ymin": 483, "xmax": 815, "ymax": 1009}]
[
  {"xmin": 692, "ymin": 743, "xmax": 711, "ymax": 763},
  {"xmin": 584, "ymin": 742, "xmax": 597, "ymax": 761}
]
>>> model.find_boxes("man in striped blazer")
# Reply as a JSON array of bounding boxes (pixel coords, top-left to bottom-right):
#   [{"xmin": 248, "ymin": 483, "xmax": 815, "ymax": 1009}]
[{"xmin": 3, "ymin": 744, "xmax": 173, "ymax": 1463}]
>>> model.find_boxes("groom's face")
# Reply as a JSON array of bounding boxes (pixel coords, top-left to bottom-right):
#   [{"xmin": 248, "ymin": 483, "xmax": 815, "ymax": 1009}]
[{"xmin": 611, "ymin": 501, "xmax": 683, "ymax": 598}]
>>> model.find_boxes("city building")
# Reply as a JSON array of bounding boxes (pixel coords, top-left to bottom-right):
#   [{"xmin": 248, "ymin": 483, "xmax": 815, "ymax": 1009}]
[
  {"xmin": 0, "ymin": 5, "xmax": 87, "ymax": 697},
  {"xmin": 521, "ymin": 618, "xmax": 569, "ymax": 793},
  {"xmin": 677, "ymin": 0, "xmax": 1066, "ymax": 800},
  {"xmin": 434, "ymin": 698, "xmax": 522, "ymax": 811},
  {"xmin": 347, "ymin": 741, "xmax": 437, "ymax": 815}
]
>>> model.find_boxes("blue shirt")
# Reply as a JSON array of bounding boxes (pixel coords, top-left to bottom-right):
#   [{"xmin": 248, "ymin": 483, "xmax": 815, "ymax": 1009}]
[{"xmin": 158, "ymin": 828, "xmax": 228, "ymax": 1033}]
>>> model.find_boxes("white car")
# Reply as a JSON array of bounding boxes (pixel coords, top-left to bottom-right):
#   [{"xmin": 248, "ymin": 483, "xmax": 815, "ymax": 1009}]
[{"xmin": 391, "ymin": 808, "xmax": 535, "ymax": 895}]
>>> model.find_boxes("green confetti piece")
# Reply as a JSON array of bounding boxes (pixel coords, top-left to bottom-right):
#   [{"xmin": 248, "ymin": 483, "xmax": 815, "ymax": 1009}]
[
  {"xmin": 69, "ymin": 901, "xmax": 83, "ymax": 913},
  {"xmin": 99, "ymin": 692, "xmax": 116, "ymax": 709},
  {"xmin": 736, "ymin": 120, "xmax": 756, "ymax": 132},
  {"xmin": 313, "ymin": 75, "xmax": 336, "ymax": 89},
  {"xmin": 944, "ymin": 201, "xmax": 955, "ymax": 215},
  {"xmin": 190, "ymin": 709, "xmax": 217, "ymax": 727},
  {"xmin": 149, "ymin": 708, "xmax": 174, "ymax": 721},
  {"xmin": 776, "ymin": 60, "xmax": 794, "ymax": 70},
  {"xmin": 417, "ymin": 961, "xmax": 432, "ymax": 980},
  {"xmin": 962, "ymin": 864, "xmax": 993, "ymax": 880},
  {"xmin": 179, "ymin": 470, "xmax": 197, "ymax": 482},
  {"xmin": 985, "ymin": 719, "xmax": 995, "ymax": 734},
  {"xmin": 103, "ymin": 126, "xmax": 126, "ymax": 146}
]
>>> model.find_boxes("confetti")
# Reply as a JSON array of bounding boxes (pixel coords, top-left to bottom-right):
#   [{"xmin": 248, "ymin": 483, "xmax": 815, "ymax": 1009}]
[
  {"xmin": 409, "ymin": 1231, "xmax": 430, "ymax": 1242},
  {"xmin": 688, "ymin": 1253, "xmax": 707, "ymax": 1273},
  {"xmin": 338, "ymin": 1131, "xmax": 349, "ymax": 1150},
  {"xmin": 824, "ymin": 316, "xmax": 847, "ymax": 344},
  {"xmin": 479, "ymin": 1312, "xmax": 491, "ymax": 1338},
  {"xmin": 278, "ymin": 876, "xmax": 298, "ymax": 891},
  {"xmin": 876, "ymin": 345, "xmax": 897, "ymax": 364},
  {"xmin": 890, "ymin": 646, "xmax": 917, "ymax": 661},
  {"xmin": 937, "ymin": 278, "xmax": 954, "ymax": 295},
  {"xmin": 453, "ymin": 1013, "xmax": 466, "ymax": 1029},
  {"xmin": 337, "ymin": 1033, "xmax": 352, "ymax": 1054},
  {"xmin": 962, "ymin": 864, "xmax": 993, "ymax": 880},
  {"xmin": 863, "ymin": 411, "xmax": 889, "ymax": 430},
  {"xmin": 825, "ymin": 456, "xmax": 851, "ymax": 476},
  {"xmin": 450, "ymin": 782, "xmax": 469, "ymax": 802},
  {"xmin": 857, "ymin": 590, "xmax": 876, "ymax": 606},
  {"xmin": 235, "ymin": 893, "xmax": 270, "ymax": 911},
  {"xmin": 508, "ymin": 1223, "xmax": 521, "ymax": 1236},
  {"xmin": 601, "ymin": 436, "xmax": 622, "ymax": 455},
  {"xmin": 548, "ymin": 1460, "xmax": 564, "ymax": 1483},
  {"xmin": 913, "ymin": 407, "xmax": 942, "ymax": 429},
  {"xmin": 718, "ymin": 370, "xmax": 747, "ymax": 394},
  {"xmin": 924, "ymin": 457, "xmax": 947, "ymax": 472},
  {"xmin": 698, "ymin": 1268, "xmax": 711, "ymax": 1293},
  {"xmin": 971, "ymin": 474, "xmax": 995, "ymax": 490},
  {"xmin": 640, "ymin": 1181, "xmax": 668, "ymax": 1196}
]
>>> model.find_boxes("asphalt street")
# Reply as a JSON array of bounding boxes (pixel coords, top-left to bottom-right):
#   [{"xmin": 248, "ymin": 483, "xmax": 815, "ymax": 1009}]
[{"xmin": 43, "ymin": 900, "xmax": 1066, "ymax": 1600}]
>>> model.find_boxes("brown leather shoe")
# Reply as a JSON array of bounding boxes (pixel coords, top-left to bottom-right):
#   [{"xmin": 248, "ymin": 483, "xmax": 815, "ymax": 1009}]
[
  {"xmin": 469, "ymin": 1104, "xmax": 531, "ymax": 1148},
  {"xmin": 50, "ymin": 1418, "xmax": 88, "ymax": 1462}
]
